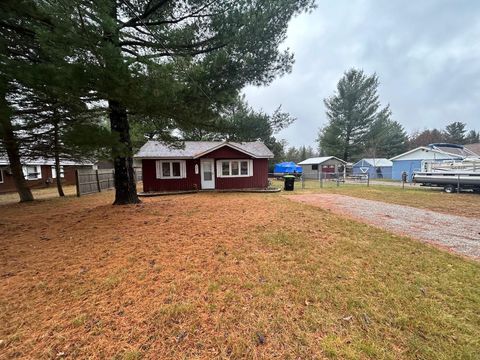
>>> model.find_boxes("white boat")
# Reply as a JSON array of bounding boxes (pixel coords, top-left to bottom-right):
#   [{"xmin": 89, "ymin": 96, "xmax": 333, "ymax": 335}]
[{"xmin": 413, "ymin": 144, "xmax": 480, "ymax": 193}]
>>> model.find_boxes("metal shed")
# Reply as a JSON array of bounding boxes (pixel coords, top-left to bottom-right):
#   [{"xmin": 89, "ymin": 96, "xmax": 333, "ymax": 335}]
[{"xmin": 352, "ymin": 158, "xmax": 393, "ymax": 179}]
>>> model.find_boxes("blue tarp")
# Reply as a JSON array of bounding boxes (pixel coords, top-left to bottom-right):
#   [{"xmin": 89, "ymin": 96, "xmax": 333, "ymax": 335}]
[{"xmin": 274, "ymin": 161, "xmax": 302, "ymax": 174}]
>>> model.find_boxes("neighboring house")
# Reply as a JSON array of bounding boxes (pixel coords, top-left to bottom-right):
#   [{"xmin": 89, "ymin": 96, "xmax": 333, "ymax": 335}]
[
  {"xmin": 352, "ymin": 158, "xmax": 393, "ymax": 179},
  {"xmin": 298, "ymin": 156, "xmax": 346, "ymax": 179},
  {"xmin": 134, "ymin": 140, "xmax": 274, "ymax": 192},
  {"xmin": 0, "ymin": 157, "xmax": 94, "ymax": 194},
  {"xmin": 389, "ymin": 147, "xmax": 464, "ymax": 180}
]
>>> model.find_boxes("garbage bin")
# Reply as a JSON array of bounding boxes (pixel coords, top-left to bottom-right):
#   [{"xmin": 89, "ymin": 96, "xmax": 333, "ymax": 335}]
[{"xmin": 284, "ymin": 175, "xmax": 295, "ymax": 191}]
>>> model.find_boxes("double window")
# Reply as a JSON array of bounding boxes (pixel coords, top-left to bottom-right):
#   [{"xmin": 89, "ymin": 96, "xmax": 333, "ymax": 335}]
[
  {"xmin": 156, "ymin": 160, "xmax": 186, "ymax": 179},
  {"xmin": 217, "ymin": 160, "xmax": 252, "ymax": 177},
  {"xmin": 23, "ymin": 165, "xmax": 42, "ymax": 180}
]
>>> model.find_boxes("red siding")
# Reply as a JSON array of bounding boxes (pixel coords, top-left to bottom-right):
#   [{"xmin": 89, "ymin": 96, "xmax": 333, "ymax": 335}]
[
  {"xmin": 142, "ymin": 159, "xmax": 201, "ymax": 192},
  {"xmin": 0, "ymin": 165, "xmax": 82, "ymax": 194},
  {"xmin": 142, "ymin": 145, "xmax": 270, "ymax": 192}
]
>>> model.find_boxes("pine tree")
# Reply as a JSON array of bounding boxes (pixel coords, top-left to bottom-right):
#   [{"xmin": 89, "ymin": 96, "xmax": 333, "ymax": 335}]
[
  {"xmin": 7, "ymin": 0, "xmax": 314, "ymax": 205},
  {"xmin": 444, "ymin": 122, "xmax": 467, "ymax": 144},
  {"xmin": 364, "ymin": 117, "xmax": 408, "ymax": 159},
  {"xmin": 465, "ymin": 130, "xmax": 480, "ymax": 144},
  {"xmin": 318, "ymin": 69, "xmax": 391, "ymax": 162}
]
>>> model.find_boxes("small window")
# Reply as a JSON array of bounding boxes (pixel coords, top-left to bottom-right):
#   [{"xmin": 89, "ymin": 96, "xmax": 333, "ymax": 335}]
[
  {"xmin": 222, "ymin": 161, "xmax": 230, "ymax": 176},
  {"xmin": 156, "ymin": 161, "xmax": 186, "ymax": 179},
  {"xmin": 231, "ymin": 161, "xmax": 239, "ymax": 176},
  {"xmin": 51, "ymin": 166, "xmax": 65, "ymax": 178},
  {"xmin": 162, "ymin": 162, "xmax": 170, "ymax": 177},
  {"xmin": 23, "ymin": 165, "xmax": 42, "ymax": 180},
  {"xmin": 240, "ymin": 161, "xmax": 248, "ymax": 175},
  {"xmin": 312, "ymin": 164, "xmax": 318, "ymax": 170},
  {"xmin": 172, "ymin": 162, "xmax": 181, "ymax": 177},
  {"xmin": 0, "ymin": 169, "xmax": 3, "ymax": 183}
]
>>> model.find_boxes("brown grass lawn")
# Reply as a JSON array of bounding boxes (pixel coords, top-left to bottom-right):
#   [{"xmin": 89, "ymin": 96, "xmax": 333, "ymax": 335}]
[
  {"xmin": 272, "ymin": 179, "xmax": 480, "ymax": 218},
  {"xmin": 0, "ymin": 191, "xmax": 479, "ymax": 359},
  {"xmin": 0, "ymin": 185, "xmax": 78, "ymax": 205}
]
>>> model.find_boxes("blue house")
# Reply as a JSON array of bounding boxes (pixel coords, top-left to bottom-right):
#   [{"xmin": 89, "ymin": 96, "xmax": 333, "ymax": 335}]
[
  {"xmin": 352, "ymin": 158, "xmax": 392, "ymax": 179},
  {"xmin": 390, "ymin": 146, "xmax": 463, "ymax": 180}
]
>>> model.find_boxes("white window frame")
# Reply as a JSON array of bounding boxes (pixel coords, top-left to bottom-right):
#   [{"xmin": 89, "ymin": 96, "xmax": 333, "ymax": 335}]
[
  {"xmin": 155, "ymin": 160, "xmax": 187, "ymax": 179},
  {"xmin": 0, "ymin": 169, "xmax": 3, "ymax": 184},
  {"xmin": 23, "ymin": 165, "xmax": 42, "ymax": 180},
  {"xmin": 217, "ymin": 159, "xmax": 253, "ymax": 178},
  {"xmin": 51, "ymin": 165, "xmax": 65, "ymax": 178}
]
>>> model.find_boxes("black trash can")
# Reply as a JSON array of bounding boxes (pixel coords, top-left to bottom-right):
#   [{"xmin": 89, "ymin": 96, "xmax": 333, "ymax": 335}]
[{"xmin": 284, "ymin": 175, "xmax": 295, "ymax": 191}]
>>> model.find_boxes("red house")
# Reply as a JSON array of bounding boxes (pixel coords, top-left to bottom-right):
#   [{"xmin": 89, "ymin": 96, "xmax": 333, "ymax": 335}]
[
  {"xmin": 0, "ymin": 157, "xmax": 94, "ymax": 194},
  {"xmin": 135, "ymin": 141, "xmax": 274, "ymax": 192}
]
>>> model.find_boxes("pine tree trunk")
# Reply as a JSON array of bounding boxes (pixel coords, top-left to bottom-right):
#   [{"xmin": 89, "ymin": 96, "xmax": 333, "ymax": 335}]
[
  {"xmin": 0, "ymin": 116, "xmax": 34, "ymax": 202},
  {"xmin": 104, "ymin": 2, "xmax": 139, "ymax": 205},
  {"xmin": 53, "ymin": 120, "xmax": 64, "ymax": 197},
  {"xmin": 109, "ymin": 99, "xmax": 140, "ymax": 205}
]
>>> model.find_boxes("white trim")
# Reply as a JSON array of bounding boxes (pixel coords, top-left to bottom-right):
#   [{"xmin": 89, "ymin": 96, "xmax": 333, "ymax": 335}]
[
  {"xmin": 216, "ymin": 159, "xmax": 253, "ymax": 177},
  {"xmin": 200, "ymin": 158, "xmax": 215, "ymax": 189},
  {"xmin": 389, "ymin": 147, "xmax": 463, "ymax": 161},
  {"xmin": 298, "ymin": 156, "xmax": 346, "ymax": 165},
  {"xmin": 51, "ymin": 165, "xmax": 65, "ymax": 178},
  {"xmin": 23, "ymin": 165, "xmax": 42, "ymax": 180},
  {"xmin": 0, "ymin": 169, "xmax": 3, "ymax": 184},
  {"xmin": 155, "ymin": 160, "xmax": 186, "ymax": 179}
]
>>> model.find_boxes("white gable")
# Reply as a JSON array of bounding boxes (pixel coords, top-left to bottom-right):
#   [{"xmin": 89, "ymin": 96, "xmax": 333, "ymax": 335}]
[{"xmin": 390, "ymin": 147, "xmax": 463, "ymax": 161}]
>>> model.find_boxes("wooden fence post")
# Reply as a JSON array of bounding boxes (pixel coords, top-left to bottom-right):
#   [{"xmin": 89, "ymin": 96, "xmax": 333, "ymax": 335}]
[
  {"xmin": 75, "ymin": 169, "xmax": 80, "ymax": 197},
  {"xmin": 96, "ymin": 169, "xmax": 101, "ymax": 192}
]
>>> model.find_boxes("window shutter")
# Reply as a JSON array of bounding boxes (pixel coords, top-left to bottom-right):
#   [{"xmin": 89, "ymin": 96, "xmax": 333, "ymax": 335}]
[
  {"xmin": 216, "ymin": 161, "xmax": 222, "ymax": 178},
  {"xmin": 249, "ymin": 160, "xmax": 253, "ymax": 176}
]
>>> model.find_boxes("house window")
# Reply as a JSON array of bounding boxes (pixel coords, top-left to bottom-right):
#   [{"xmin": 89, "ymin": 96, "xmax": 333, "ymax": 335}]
[
  {"xmin": 23, "ymin": 165, "xmax": 42, "ymax": 180},
  {"xmin": 0, "ymin": 169, "xmax": 3, "ymax": 184},
  {"xmin": 217, "ymin": 160, "xmax": 253, "ymax": 177},
  {"xmin": 156, "ymin": 160, "xmax": 186, "ymax": 179},
  {"xmin": 51, "ymin": 166, "xmax": 65, "ymax": 178},
  {"xmin": 312, "ymin": 164, "xmax": 318, "ymax": 170}
]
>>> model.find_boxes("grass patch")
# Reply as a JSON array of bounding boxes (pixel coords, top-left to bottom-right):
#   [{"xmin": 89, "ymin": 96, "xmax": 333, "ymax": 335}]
[
  {"xmin": 273, "ymin": 179, "xmax": 480, "ymax": 218},
  {"xmin": 0, "ymin": 190, "xmax": 478, "ymax": 358}
]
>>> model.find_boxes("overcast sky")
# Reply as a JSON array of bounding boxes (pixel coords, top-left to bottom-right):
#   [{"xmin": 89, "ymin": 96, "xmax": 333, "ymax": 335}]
[{"xmin": 243, "ymin": 0, "xmax": 480, "ymax": 148}]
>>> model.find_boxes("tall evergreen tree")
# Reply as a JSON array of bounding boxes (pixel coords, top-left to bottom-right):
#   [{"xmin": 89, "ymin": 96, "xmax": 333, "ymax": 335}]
[
  {"xmin": 465, "ymin": 130, "xmax": 480, "ymax": 144},
  {"xmin": 364, "ymin": 117, "xmax": 408, "ymax": 158},
  {"xmin": 444, "ymin": 121, "xmax": 467, "ymax": 144},
  {"xmin": 318, "ymin": 69, "xmax": 391, "ymax": 162},
  {"xmin": 55, "ymin": 0, "xmax": 313, "ymax": 204}
]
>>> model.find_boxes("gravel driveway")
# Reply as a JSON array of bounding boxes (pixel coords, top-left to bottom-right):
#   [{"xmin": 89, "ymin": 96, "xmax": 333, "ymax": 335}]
[{"xmin": 286, "ymin": 194, "xmax": 480, "ymax": 260}]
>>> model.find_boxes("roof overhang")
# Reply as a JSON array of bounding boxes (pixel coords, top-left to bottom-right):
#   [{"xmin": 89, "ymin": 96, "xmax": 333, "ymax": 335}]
[
  {"xmin": 298, "ymin": 156, "xmax": 346, "ymax": 165},
  {"xmin": 389, "ymin": 147, "xmax": 464, "ymax": 161},
  {"xmin": 192, "ymin": 142, "xmax": 273, "ymax": 159}
]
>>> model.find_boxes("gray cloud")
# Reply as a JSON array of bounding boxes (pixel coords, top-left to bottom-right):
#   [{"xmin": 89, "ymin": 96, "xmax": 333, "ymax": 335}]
[{"xmin": 243, "ymin": 0, "xmax": 480, "ymax": 148}]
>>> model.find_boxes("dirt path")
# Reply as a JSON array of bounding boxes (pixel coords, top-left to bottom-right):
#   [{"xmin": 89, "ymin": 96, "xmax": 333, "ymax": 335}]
[{"xmin": 285, "ymin": 194, "xmax": 480, "ymax": 260}]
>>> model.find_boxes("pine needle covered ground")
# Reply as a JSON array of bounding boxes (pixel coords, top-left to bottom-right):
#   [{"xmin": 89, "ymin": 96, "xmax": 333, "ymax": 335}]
[{"xmin": 1, "ymin": 191, "xmax": 479, "ymax": 359}]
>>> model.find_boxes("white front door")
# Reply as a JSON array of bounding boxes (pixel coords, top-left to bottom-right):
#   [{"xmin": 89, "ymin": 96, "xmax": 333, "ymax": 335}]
[{"xmin": 200, "ymin": 159, "xmax": 215, "ymax": 189}]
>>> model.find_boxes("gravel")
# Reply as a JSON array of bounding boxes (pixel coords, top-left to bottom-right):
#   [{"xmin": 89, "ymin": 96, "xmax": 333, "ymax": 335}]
[{"xmin": 286, "ymin": 194, "xmax": 480, "ymax": 260}]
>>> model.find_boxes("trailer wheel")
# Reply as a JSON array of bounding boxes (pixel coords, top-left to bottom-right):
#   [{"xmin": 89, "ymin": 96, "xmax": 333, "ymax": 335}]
[{"xmin": 444, "ymin": 185, "xmax": 455, "ymax": 193}]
